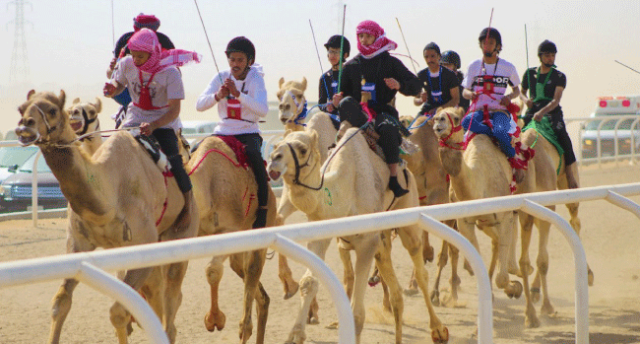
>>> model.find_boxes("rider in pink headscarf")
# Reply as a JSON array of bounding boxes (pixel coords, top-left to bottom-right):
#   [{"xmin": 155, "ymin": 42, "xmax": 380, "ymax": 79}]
[
  {"xmin": 355, "ymin": 20, "xmax": 398, "ymax": 59},
  {"xmin": 127, "ymin": 28, "xmax": 201, "ymax": 74}
]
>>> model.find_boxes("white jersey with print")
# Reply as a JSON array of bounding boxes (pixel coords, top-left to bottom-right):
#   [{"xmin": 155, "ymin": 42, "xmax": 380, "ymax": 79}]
[
  {"xmin": 195, "ymin": 64, "xmax": 268, "ymax": 135},
  {"xmin": 463, "ymin": 58, "xmax": 520, "ymax": 112},
  {"xmin": 113, "ymin": 56, "xmax": 184, "ymax": 130}
]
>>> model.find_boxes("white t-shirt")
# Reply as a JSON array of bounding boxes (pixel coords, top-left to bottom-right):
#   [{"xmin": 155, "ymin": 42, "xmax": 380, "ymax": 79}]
[
  {"xmin": 113, "ymin": 56, "xmax": 184, "ymax": 130},
  {"xmin": 195, "ymin": 64, "xmax": 268, "ymax": 135},
  {"xmin": 463, "ymin": 58, "xmax": 520, "ymax": 112}
]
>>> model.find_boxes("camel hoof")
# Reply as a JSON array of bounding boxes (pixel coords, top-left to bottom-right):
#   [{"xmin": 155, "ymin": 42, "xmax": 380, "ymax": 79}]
[
  {"xmin": 431, "ymin": 290, "xmax": 441, "ymax": 307},
  {"xmin": 541, "ymin": 302, "xmax": 557, "ymax": 317},
  {"xmin": 525, "ymin": 315, "xmax": 541, "ymax": 328},
  {"xmin": 307, "ymin": 316, "xmax": 319, "ymax": 325},
  {"xmin": 403, "ymin": 288, "xmax": 420, "ymax": 297},
  {"xmin": 325, "ymin": 321, "xmax": 339, "ymax": 330},
  {"xmin": 588, "ymin": 269, "xmax": 594, "ymax": 286},
  {"xmin": 368, "ymin": 275, "xmax": 381, "ymax": 287},
  {"xmin": 424, "ymin": 244, "xmax": 435, "ymax": 262},
  {"xmin": 283, "ymin": 281, "xmax": 300, "ymax": 300},
  {"xmin": 530, "ymin": 287, "xmax": 541, "ymax": 303},
  {"xmin": 431, "ymin": 326, "xmax": 449, "ymax": 343},
  {"xmin": 204, "ymin": 311, "xmax": 226, "ymax": 332},
  {"xmin": 464, "ymin": 260, "xmax": 474, "ymax": 276},
  {"xmin": 238, "ymin": 321, "xmax": 253, "ymax": 342},
  {"xmin": 506, "ymin": 281, "xmax": 523, "ymax": 299},
  {"xmin": 126, "ymin": 321, "xmax": 134, "ymax": 336}
]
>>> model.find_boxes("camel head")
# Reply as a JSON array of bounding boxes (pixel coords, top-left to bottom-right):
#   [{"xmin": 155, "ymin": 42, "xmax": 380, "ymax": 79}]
[
  {"xmin": 16, "ymin": 90, "xmax": 74, "ymax": 146},
  {"xmin": 267, "ymin": 129, "xmax": 320, "ymax": 183},
  {"xmin": 277, "ymin": 77, "xmax": 308, "ymax": 126},
  {"xmin": 67, "ymin": 97, "xmax": 102, "ymax": 136},
  {"xmin": 432, "ymin": 107, "xmax": 465, "ymax": 143}
]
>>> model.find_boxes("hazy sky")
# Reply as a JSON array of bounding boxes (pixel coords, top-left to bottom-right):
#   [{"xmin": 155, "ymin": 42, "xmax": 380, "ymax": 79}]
[{"xmin": 1, "ymin": 0, "xmax": 639, "ymax": 133}]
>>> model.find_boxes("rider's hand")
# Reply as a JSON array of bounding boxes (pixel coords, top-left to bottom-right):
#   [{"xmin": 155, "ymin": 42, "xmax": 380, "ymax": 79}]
[
  {"xmin": 140, "ymin": 122, "xmax": 156, "ymax": 136},
  {"xmin": 420, "ymin": 91, "xmax": 428, "ymax": 103},
  {"xmin": 384, "ymin": 78, "xmax": 400, "ymax": 90},
  {"xmin": 224, "ymin": 78, "xmax": 240, "ymax": 98},
  {"xmin": 109, "ymin": 58, "xmax": 117, "ymax": 72},
  {"xmin": 326, "ymin": 103, "xmax": 335, "ymax": 112},
  {"xmin": 103, "ymin": 82, "xmax": 117, "ymax": 97},
  {"xmin": 525, "ymin": 99, "xmax": 533, "ymax": 108},
  {"xmin": 533, "ymin": 111, "xmax": 544, "ymax": 122},
  {"xmin": 216, "ymin": 85, "xmax": 230, "ymax": 100},
  {"xmin": 499, "ymin": 96, "xmax": 511, "ymax": 107},
  {"xmin": 331, "ymin": 92, "xmax": 344, "ymax": 108}
]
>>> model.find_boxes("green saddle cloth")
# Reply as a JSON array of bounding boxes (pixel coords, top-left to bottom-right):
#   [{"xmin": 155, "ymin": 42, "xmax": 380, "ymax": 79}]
[{"xmin": 523, "ymin": 116, "xmax": 564, "ymax": 174}]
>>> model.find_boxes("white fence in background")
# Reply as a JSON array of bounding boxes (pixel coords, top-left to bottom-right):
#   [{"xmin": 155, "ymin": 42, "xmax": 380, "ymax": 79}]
[{"xmin": 1, "ymin": 183, "xmax": 640, "ymax": 344}]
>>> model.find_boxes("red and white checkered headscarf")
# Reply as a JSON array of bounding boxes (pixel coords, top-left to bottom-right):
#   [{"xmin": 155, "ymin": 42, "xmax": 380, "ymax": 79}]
[
  {"xmin": 356, "ymin": 20, "xmax": 397, "ymax": 59},
  {"xmin": 128, "ymin": 28, "xmax": 201, "ymax": 74}
]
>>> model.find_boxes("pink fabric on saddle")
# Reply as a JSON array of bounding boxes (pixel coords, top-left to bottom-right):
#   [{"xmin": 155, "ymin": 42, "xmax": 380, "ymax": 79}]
[
  {"xmin": 356, "ymin": 20, "xmax": 398, "ymax": 59},
  {"xmin": 127, "ymin": 28, "xmax": 202, "ymax": 74}
]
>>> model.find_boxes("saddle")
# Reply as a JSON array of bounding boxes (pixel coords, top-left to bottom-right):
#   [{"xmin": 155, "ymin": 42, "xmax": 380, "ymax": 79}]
[{"xmin": 135, "ymin": 134, "xmax": 170, "ymax": 173}]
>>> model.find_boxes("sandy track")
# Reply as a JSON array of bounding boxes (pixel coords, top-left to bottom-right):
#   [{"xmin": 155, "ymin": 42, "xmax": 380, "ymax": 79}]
[{"xmin": 0, "ymin": 163, "xmax": 639, "ymax": 344}]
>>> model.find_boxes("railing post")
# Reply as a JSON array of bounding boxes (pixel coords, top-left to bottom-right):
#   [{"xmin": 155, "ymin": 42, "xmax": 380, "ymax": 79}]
[
  {"xmin": 418, "ymin": 214, "xmax": 493, "ymax": 344},
  {"xmin": 31, "ymin": 150, "xmax": 42, "ymax": 228},
  {"xmin": 271, "ymin": 234, "xmax": 356, "ymax": 344},
  {"xmin": 521, "ymin": 200, "xmax": 589, "ymax": 344},
  {"xmin": 604, "ymin": 191, "xmax": 640, "ymax": 220}
]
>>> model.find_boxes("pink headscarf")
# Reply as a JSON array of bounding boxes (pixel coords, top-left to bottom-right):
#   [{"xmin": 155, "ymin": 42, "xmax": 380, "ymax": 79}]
[
  {"xmin": 128, "ymin": 28, "xmax": 201, "ymax": 74},
  {"xmin": 356, "ymin": 20, "xmax": 398, "ymax": 59}
]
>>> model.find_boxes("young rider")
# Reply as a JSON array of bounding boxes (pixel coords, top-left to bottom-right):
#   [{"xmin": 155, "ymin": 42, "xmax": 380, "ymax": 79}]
[
  {"xmin": 107, "ymin": 14, "xmax": 175, "ymax": 128},
  {"xmin": 195, "ymin": 37, "xmax": 270, "ymax": 228},
  {"xmin": 520, "ymin": 40, "xmax": 578, "ymax": 188},
  {"xmin": 318, "ymin": 35, "xmax": 350, "ymax": 129},
  {"xmin": 332, "ymin": 20, "xmax": 422, "ymax": 197},
  {"xmin": 414, "ymin": 42, "xmax": 460, "ymax": 116},
  {"xmin": 439, "ymin": 50, "xmax": 470, "ymax": 112},
  {"xmin": 462, "ymin": 27, "xmax": 525, "ymax": 182},
  {"xmin": 103, "ymin": 28, "xmax": 201, "ymax": 229}
]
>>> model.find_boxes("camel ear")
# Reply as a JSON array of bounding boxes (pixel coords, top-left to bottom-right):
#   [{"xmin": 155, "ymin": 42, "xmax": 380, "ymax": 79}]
[
  {"xmin": 427, "ymin": 118, "xmax": 435, "ymax": 126},
  {"xmin": 93, "ymin": 98, "xmax": 102, "ymax": 113},
  {"xmin": 72, "ymin": 98, "xmax": 80, "ymax": 105},
  {"xmin": 301, "ymin": 77, "xmax": 307, "ymax": 91},
  {"xmin": 278, "ymin": 77, "xmax": 285, "ymax": 89},
  {"xmin": 455, "ymin": 107, "xmax": 465, "ymax": 118},
  {"xmin": 276, "ymin": 89, "xmax": 284, "ymax": 101},
  {"xmin": 58, "ymin": 90, "xmax": 66, "ymax": 109},
  {"xmin": 310, "ymin": 129, "xmax": 319, "ymax": 147},
  {"xmin": 27, "ymin": 89, "xmax": 36, "ymax": 100}
]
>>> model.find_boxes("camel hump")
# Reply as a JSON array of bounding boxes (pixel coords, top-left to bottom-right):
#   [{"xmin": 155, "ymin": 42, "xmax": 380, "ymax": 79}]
[{"xmin": 192, "ymin": 135, "xmax": 251, "ymax": 170}]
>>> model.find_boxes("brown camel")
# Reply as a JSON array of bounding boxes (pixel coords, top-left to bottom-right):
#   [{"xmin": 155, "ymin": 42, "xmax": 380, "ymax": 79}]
[
  {"xmin": 513, "ymin": 118, "xmax": 587, "ymax": 328},
  {"xmin": 184, "ymin": 136, "xmax": 278, "ymax": 344},
  {"xmin": 67, "ymin": 97, "xmax": 103, "ymax": 155},
  {"xmin": 267, "ymin": 128, "xmax": 448, "ymax": 344},
  {"xmin": 15, "ymin": 90, "xmax": 199, "ymax": 344},
  {"xmin": 432, "ymin": 107, "xmax": 524, "ymax": 304}
]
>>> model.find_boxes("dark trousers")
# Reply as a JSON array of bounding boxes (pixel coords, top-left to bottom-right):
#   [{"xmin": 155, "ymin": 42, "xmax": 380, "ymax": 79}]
[
  {"xmin": 232, "ymin": 133, "xmax": 269, "ymax": 207},
  {"xmin": 338, "ymin": 96, "xmax": 401, "ymax": 164},
  {"xmin": 523, "ymin": 108, "xmax": 576, "ymax": 165},
  {"xmin": 152, "ymin": 128, "xmax": 192, "ymax": 193}
]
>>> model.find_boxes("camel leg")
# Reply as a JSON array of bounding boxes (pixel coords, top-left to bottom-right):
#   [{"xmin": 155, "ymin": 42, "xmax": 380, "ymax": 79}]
[
  {"xmin": 338, "ymin": 247, "xmax": 355, "ymax": 299},
  {"xmin": 558, "ymin": 173, "xmax": 591, "ymax": 285},
  {"xmin": 353, "ymin": 236, "xmax": 384, "ymax": 343},
  {"xmin": 398, "ymin": 226, "xmax": 449, "ymax": 343},
  {"xmin": 229, "ymin": 250, "xmax": 268, "ymax": 344},
  {"xmin": 492, "ymin": 215, "xmax": 523, "ymax": 299},
  {"xmin": 430, "ymin": 241, "xmax": 449, "ymax": 305},
  {"xmin": 459, "ymin": 218, "xmax": 478, "ymax": 276},
  {"xmin": 205, "ymin": 255, "xmax": 229, "ymax": 332},
  {"xmin": 534, "ymin": 218, "xmax": 557, "ymax": 317},
  {"xmin": 110, "ymin": 267, "xmax": 155, "ymax": 344},
  {"xmin": 276, "ymin": 194, "xmax": 301, "ymax": 299},
  {"xmin": 286, "ymin": 238, "xmax": 331, "ymax": 344},
  {"xmin": 519, "ymin": 212, "xmax": 540, "ymax": 328},
  {"xmin": 161, "ymin": 262, "xmax": 188, "ymax": 343},
  {"xmin": 48, "ymin": 234, "xmax": 95, "ymax": 344},
  {"xmin": 508, "ymin": 211, "xmax": 521, "ymax": 275},
  {"xmin": 449, "ymin": 243, "xmax": 461, "ymax": 303}
]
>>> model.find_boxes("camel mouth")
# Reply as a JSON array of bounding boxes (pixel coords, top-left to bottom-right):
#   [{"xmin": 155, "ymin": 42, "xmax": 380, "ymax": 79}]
[
  {"xmin": 69, "ymin": 119, "xmax": 83, "ymax": 133},
  {"xmin": 268, "ymin": 170, "xmax": 281, "ymax": 181},
  {"xmin": 15, "ymin": 127, "xmax": 39, "ymax": 146}
]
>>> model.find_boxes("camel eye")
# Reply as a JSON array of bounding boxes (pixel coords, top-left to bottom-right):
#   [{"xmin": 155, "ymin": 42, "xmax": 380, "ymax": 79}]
[
  {"xmin": 299, "ymin": 148, "xmax": 307, "ymax": 155},
  {"xmin": 49, "ymin": 108, "xmax": 56, "ymax": 116}
]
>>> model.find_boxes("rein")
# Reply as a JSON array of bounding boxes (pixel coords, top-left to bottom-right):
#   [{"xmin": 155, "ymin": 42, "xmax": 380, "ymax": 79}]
[
  {"xmin": 285, "ymin": 91, "xmax": 308, "ymax": 126},
  {"xmin": 437, "ymin": 112, "xmax": 465, "ymax": 151}
]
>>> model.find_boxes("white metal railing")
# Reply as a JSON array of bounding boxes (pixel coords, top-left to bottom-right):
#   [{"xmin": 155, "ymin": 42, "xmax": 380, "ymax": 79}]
[
  {"xmin": 1, "ymin": 183, "xmax": 639, "ymax": 343},
  {"xmin": 566, "ymin": 115, "xmax": 640, "ymax": 168}
]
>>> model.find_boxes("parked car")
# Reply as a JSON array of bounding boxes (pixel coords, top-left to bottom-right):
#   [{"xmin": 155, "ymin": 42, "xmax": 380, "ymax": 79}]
[
  {"xmin": 0, "ymin": 151, "xmax": 67, "ymax": 212},
  {"xmin": 0, "ymin": 146, "xmax": 39, "ymax": 183},
  {"xmin": 581, "ymin": 96, "xmax": 640, "ymax": 159}
]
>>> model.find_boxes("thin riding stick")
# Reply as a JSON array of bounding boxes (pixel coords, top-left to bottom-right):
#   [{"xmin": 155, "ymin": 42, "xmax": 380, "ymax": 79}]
[
  {"xmin": 395, "ymin": 17, "xmax": 418, "ymax": 74},
  {"xmin": 525, "ymin": 24, "xmax": 532, "ymax": 94},
  {"xmin": 111, "ymin": 0, "xmax": 115, "ymax": 48},
  {"xmin": 336, "ymin": 4, "xmax": 347, "ymax": 93},
  {"xmin": 193, "ymin": 0, "xmax": 224, "ymax": 84},
  {"xmin": 309, "ymin": 20, "xmax": 331, "ymax": 99},
  {"xmin": 615, "ymin": 60, "xmax": 640, "ymax": 75}
]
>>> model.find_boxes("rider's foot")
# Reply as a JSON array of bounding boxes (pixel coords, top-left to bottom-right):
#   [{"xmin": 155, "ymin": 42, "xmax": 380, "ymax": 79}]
[
  {"xmin": 253, "ymin": 206, "xmax": 269, "ymax": 228},
  {"xmin": 389, "ymin": 176, "xmax": 409, "ymax": 198}
]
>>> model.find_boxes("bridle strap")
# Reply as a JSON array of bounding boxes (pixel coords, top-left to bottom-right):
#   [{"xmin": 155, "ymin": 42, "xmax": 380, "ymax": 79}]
[
  {"xmin": 438, "ymin": 112, "xmax": 465, "ymax": 150},
  {"xmin": 286, "ymin": 142, "xmax": 322, "ymax": 191}
]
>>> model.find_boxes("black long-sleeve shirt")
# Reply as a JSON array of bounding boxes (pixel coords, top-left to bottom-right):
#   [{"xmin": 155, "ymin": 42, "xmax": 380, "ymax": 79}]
[
  {"xmin": 113, "ymin": 31, "xmax": 175, "ymax": 58},
  {"xmin": 318, "ymin": 69, "xmax": 339, "ymax": 114},
  {"xmin": 339, "ymin": 52, "xmax": 421, "ymax": 118}
]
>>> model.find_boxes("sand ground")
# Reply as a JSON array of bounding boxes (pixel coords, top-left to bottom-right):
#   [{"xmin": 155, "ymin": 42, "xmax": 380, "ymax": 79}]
[{"xmin": 0, "ymin": 162, "xmax": 639, "ymax": 344}]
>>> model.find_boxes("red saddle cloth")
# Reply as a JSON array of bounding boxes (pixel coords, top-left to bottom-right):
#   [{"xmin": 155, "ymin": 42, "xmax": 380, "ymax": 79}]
[{"xmin": 215, "ymin": 135, "xmax": 249, "ymax": 169}]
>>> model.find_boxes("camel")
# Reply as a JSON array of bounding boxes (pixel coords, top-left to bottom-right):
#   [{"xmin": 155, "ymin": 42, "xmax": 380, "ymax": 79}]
[
  {"xmin": 267, "ymin": 128, "xmax": 448, "ymax": 344},
  {"xmin": 184, "ymin": 136, "xmax": 277, "ymax": 344},
  {"xmin": 67, "ymin": 97, "xmax": 103, "ymax": 155},
  {"xmin": 431, "ymin": 107, "xmax": 524, "ymax": 304},
  {"xmin": 512, "ymin": 116, "xmax": 587, "ymax": 328},
  {"xmin": 15, "ymin": 90, "xmax": 199, "ymax": 344},
  {"xmin": 275, "ymin": 77, "xmax": 340, "ymax": 300}
]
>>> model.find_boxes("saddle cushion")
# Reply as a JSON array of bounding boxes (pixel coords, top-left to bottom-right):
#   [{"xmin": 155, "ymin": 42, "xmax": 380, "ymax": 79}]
[{"xmin": 135, "ymin": 135, "xmax": 170, "ymax": 172}]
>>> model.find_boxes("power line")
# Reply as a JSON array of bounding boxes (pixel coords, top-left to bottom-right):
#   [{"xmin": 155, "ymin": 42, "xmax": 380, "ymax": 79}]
[{"xmin": 8, "ymin": 0, "xmax": 32, "ymax": 84}]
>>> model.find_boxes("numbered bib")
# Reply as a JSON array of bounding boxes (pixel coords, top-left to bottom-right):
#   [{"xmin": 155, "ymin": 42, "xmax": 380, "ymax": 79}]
[{"xmin": 227, "ymin": 98, "xmax": 242, "ymax": 120}]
